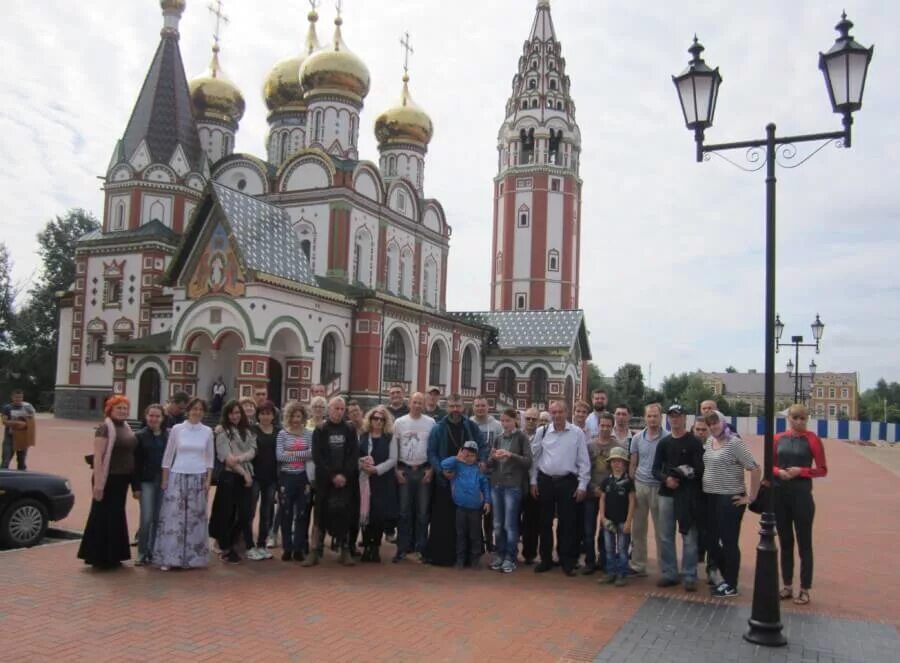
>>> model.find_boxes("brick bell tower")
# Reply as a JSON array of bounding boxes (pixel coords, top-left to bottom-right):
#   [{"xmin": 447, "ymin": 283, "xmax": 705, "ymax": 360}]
[{"xmin": 490, "ymin": 0, "xmax": 582, "ymax": 312}]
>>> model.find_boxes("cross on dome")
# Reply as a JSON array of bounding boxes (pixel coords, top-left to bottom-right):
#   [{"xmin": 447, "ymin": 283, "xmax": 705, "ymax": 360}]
[
  {"xmin": 400, "ymin": 31, "xmax": 414, "ymax": 77},
  {"xmin": 208, "ymin": 0, "xmax": 229, "ymax": 48}
]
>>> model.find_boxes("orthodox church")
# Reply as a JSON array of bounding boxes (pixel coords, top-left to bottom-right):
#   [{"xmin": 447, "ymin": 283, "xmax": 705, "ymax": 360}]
[{"xmin": 53, "ymin": 0, "xmax": 590, "ymax": 419}]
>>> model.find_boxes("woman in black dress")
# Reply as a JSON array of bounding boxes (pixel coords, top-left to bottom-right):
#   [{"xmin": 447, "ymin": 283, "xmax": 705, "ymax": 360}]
[
  {"xmin": 358, "ymin": 405, "xmax": 398, "ymax": 562},
  {"xmin": 78, "ymin": 395, "xmax": 138, "ymax": 569}
]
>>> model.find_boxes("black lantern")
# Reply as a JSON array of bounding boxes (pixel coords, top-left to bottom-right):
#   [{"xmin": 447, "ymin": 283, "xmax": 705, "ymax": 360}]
[
  {"xmin": 786, "ymin": 358, "xmax": 794, "ymax": 377},
  {"xmin": 809, "ymin": 359, "xmax": 817, "ymax": 379},
  {"xmin": 774, "ymin": 314, "xmax": 785, "ymax": 345},
  {"xmin": 672, "ymin": 37, "xmax": 722, "ymax": 133},
  {"xmin": 811, "ymin": 314, "xmax": 825, "ymax": 345},
  {"xmin": 819, "ymin": 13, "xmax": 874, "ymax": 116}
]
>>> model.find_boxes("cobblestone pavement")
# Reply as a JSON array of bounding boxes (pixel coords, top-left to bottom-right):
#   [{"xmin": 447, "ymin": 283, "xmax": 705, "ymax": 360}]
[
  {"xmin": 1, "ymin": 417, "xmax": 896, "ymax": 661},
  {"xmin": 595, "ymin": 597, "xmax": 897, "ymax": 663}
]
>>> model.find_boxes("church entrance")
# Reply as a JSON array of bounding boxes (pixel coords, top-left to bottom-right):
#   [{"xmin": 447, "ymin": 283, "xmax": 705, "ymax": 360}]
[
  {"xmin": 268, "ymin": 358, "xmax": 283, "ymax": 407},
  {"xmin": 138, "ymin": 368, "xmax": 162, "ymax": 417}
]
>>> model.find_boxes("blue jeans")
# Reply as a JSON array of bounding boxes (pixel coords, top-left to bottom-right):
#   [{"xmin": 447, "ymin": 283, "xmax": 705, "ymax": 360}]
[
  {"xmin": 251, "ymin": 478, "xmax": 277, "ymax": 548},
  {"xmin": 138, "ymin": 479, "xmax": 163, "ymax": 561},
  {"xmin": 657, "ymin": 494, "xmax": 699, "ymax": 582},
  {"xmin": 398, "ymin": 465, "xmax": 431, "ymax": 555},
  {"xmin": 603, "ymin": 523, "xmax": 631, "ymax": 577},
  {"xmin": 279, "ymin": 473, "xmax": 309, "ymax": 554},
  {"xmin": 491, "ymin": 486, "xmax": 522, "ymax": 561}
]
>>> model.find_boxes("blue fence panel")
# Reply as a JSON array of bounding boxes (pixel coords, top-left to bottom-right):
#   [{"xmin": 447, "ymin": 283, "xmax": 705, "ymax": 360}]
[
  {"xmin": 877, "ymin": 422, "xmax": 887, "ymax": 442},
  {"xmin": 837, "ymin": 419, "xmax": 849, "ymax": 439},
  {"xmin": 757, "ymin": 417, "xmax": 766, "ymax": 435},
  {"xmin": 775, "ymin": 417, "xmax": 787, "ymax": 434},
  {"xmin": 859, "ymin": 420, "xmax": 871, "ymax": 441},
  {"xmin": 817, "ymin": 419, "xmax": 829, "ymax": 438}
]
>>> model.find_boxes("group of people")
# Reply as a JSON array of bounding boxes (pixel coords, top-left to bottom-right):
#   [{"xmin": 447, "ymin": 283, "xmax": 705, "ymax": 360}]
[{"xmin": 74, "ymin": 384, "xmax": 827, "ymax": 605}]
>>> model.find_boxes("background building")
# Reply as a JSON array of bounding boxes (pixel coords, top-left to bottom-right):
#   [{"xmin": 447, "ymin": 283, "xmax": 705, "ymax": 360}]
[{"xmin": 808, "ymin": 372, "xmax": 858, "ymax": 419}]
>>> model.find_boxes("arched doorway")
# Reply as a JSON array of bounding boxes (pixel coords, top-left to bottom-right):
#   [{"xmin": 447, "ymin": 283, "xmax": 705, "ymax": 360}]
[
  {"xmin": 498, "ymin": 367, "xmax": 516, "ymax": 404},
  {"xmin": 138, "ymin": 368, "xmax": 162, "ymax": 418},
  {"xmin": 382, "ymin": 328, "xmax": 408, "ymax": 391},
  {"xmin": 268, "ymin": 358, "xmax": 283, "ymax": 407},
  {"xmin": 530, "ymin": 368, "xmax": 548, "ymax": 408}
]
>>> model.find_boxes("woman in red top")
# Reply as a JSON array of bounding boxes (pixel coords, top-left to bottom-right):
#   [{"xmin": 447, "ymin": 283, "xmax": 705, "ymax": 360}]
[{"xmin": 773, "ymin": 404, "xmax": 827, "ymax": 606}]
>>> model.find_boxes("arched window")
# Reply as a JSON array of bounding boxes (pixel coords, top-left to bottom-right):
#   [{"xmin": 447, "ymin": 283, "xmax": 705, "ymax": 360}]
[
  {"xmin": 149, "ymin": 201, "xmax": 165, "ymax": 226},
  {"xmin": 549, "ymin": 79, "xmax": 557, "ymax": 91},
  {"xmin": 518, "ymin": 205, "xmax": 530, "ymax": 228},
  {"xmin": 399, "ymin": 248, "xmax": 413, "ymax": 298},
  {"xmin": 113, "ymin": 203, "xmax": 125, "ymax": 231},
  {"xmin": 353, "ymin": 228, "xmax": 373, "ymax": 286},
  {"xmin": 280, "ymin": 132, "xmax": 289, "ymax": 162},
  {"xmin": 462, "ymin": 346, "xmax": 475, "ymax": 389},
  {"xmin": 530, "ymin": 368, "xmax": 548, "ymax": 404},
  {"xmin": 383, "ymin": 329, "xmax": 406, "ymax": 382},
  {"xmin": 300, "ymin": 239, "xmax": 312, "ymax": 264},
  {"xmin": 320, "ymin": 333, "xmax": 338, "ymax": 384},
  {"xmin": 350, "ymin": 115, "xmax": 358, "ymax": 146},
  {"xmin": 547, "ymin": 249, "xmax": 560, "ymax": 272},
  {"xmin": 521, "ymin": 100, "xmax": 528, "ymax": 110},
  {"xmin": 531, "ymin": 99, "xmax": 538, "ymax": 109},
  {"xmin": 528, "ymin": 79, "xmax": 537, "ymax": 90},
  {"xmin": 314, "ymin": 110, "xmax": 324, "ymax": 142},
  {"xmin": 224, "ymin": 134, "xmax": 232, "ymax": 156},
  {"xmin": 499, "ymin": 367, "xmax": 516, "ymax": 399},
  {"xmin": 388, "ymin": 155, "xmax": 397, "ymax": 176},
  {"xmin": 557, "ymin": 101, "xmax": 564, "ymax": 111},
  {"xmin": 429, "ymin": 342, "xmax": 442, "ymax": 387}
]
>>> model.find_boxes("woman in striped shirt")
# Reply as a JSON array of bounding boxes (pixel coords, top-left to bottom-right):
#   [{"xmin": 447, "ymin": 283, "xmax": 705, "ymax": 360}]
[
  {"xmin": 276, "ymin": 401, "xmax": 313, "ymax": 562},
  {"xmin": 702, "ymin": 410, "xmax": 761, "ymax": 598}
]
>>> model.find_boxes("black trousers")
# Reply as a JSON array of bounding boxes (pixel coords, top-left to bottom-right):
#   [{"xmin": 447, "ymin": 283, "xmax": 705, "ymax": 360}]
[
  {"xmin": 222, "ymin": 475, "xmax": 254, "ymax": 553},
  {"xmin": 706, "ymin": 493, "xmax": 745, "ymax": 589},
  {"xmin": 538, "ymin": 472, "xmax": 578, "ymax": 572},
  {"xmin": 775, "ymin": 480, "xmax": 816, "ymax": 590},
  {"xmin": 362, "ymin": 517, "xmax": 385, "ymax": 550},
  {"xmin": 521, "ymin": 490, "xmax": 541, "ymax": 561},
  {"xmin": 455, "ymin": 507, "xmax": 483, "ymax": 564}
]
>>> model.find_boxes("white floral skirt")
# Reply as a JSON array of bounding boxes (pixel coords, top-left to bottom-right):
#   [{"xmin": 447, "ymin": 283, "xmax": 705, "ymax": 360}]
[{"xmin": 153, "ymin": 472, "xmax": 209, "ymax": 568}]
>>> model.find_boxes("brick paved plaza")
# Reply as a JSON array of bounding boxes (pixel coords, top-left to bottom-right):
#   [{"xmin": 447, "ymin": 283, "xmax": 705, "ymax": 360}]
[{"xmin": 1, "ymin": 416, "xmax": 897, "ymax": 661}]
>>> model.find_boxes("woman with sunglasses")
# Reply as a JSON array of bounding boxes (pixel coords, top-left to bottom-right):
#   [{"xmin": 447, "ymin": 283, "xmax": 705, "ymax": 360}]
[
  {"xmin": 773, "ymin": 404, "xmax": 827, "ymax": 606},
  {"xmin": 358, "ymin": 406, "xmax": 397, "ymax": 562}
]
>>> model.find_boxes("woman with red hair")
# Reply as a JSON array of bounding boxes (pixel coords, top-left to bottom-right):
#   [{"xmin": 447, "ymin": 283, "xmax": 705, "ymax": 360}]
[{"xmin": 78, "ymin": 395, "xmax": 139, "ymax": 569}]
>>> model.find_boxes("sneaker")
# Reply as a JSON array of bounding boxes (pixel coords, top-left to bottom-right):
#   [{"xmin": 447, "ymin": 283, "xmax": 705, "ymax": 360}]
[
  {"xmin": 490, "ymin": 555, "xmax": 504, "ymax": 571},
  {"xmin": 293, "ymin": 550, "xmax": 305, "ymax": 562},
  {"xmin": 266, "ymin": 535, "xmax": 276, "ymax": 549},
  {"xmin": 159, "ymin": 566, "xmax": 170, "ymax": 572},
  {"xmin": 712, "ymin": 582, "xmax": 739, "ymax": 598},
  {"xmin": 628, "ymin": 568, "xmax": 648, "ymax": 578},
  {"xmin": 501, "ymin": 559, "xmax": 516, "ymax": 574},
  {"xmin": 656, "ymin": 577, "xmax": 680, "ymax": 588},
  {"xmin": 580, "ymin": 564, "xmax": 596, "ymax": 576},
  {"xmin": 412, "ymin": 552, "xmax": 424, "ymax": 564},
  {"xmin": 246, "ymin": 548, "xmax": 264, "ymax": 561},
  {"xmin": 261, "ymin": 548, "xmax": 273, "ymax": 560},
  {"xmin": 601, "ymin": 574, "xmax": 617, "ymax": 585},
  {"xmin": 133, "ymin": 558, "xmax": 146, "ymax": 567},
  {"xmin": 709, "ymin": 568, "xmax": 725, "ymax": 587},
  {"xmin": 224, "ymin": 551, "xmax": 241, "ymax": 564},
  {"xmin": 614, "ymin": 575, "xmax": 627, "ymax": 587}
]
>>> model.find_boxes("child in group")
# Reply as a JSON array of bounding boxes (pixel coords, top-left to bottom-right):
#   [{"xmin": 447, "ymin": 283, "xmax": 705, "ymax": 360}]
[
  {"xmin": 440, "ymin": 440, "xmax": 492, "ymax": 569},
  {"xmin": 598, "ymin": 446, "xmax": 635, "ymax": 587}
]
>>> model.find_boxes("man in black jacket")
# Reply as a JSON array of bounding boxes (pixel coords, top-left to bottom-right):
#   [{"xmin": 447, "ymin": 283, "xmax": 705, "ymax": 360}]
[
  {"xmin": 652, "ymin": 404, "xmax": 704, "ymax": 591},
  {"xmin": 307, "ymin": 397, "xmax": 360, "ymax": 566}
]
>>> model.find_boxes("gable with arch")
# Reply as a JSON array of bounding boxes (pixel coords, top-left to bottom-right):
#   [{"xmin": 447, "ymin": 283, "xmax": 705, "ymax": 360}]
[{"xmin": 278, "ymin": 149, "xmax": 336, "ymax": 192}]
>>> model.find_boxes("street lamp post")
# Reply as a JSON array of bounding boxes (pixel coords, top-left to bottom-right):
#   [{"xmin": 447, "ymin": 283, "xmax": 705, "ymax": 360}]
[
  {"xmin": 672, "ymin": 14, "xmax": 873, "ymax": 649},
  {"xmin": 778, "ymin": 314, "xmax": 825, "ymax": 404}
]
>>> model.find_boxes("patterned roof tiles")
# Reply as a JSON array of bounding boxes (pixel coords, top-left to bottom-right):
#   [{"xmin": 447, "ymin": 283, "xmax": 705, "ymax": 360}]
[{"xmin": 450, "ymin": 309, "xmax": 585, "ymax": 350}]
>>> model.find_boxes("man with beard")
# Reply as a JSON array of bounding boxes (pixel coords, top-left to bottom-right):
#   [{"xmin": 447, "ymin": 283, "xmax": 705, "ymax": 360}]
[
  {"xmin": 585, "ymin": 388, "xmax": 609, "ymax": 440},
  {"xmin": 426, "ymin": 393, "xmax": 485, "ymax": 566}
]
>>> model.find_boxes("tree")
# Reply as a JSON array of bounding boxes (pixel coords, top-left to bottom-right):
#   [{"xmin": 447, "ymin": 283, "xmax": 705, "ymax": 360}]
[
  {"xmin": 732, "ymin": 400, "xmax": 752, "ymax": 417},
  {"xmin": 614, "ymin": 363, "xmax": 645, "ymax": 414},
  {"xmin": 586, "ymin": 362, "xmax": 606, "ymax": 395},
  {"xmin": 725, "ymin": 365, "xmax": 738, "ymax": 373},
  {"xmin": 659, "ymin": 372, "xmax": 714, "ymax": 413},
  {"xmin": 0, "ymin": 243, "xmax": 22, "ymax": 397},
  {"xmin": 12, "ymin": 210, "xmax": 99, "ymax": 407},
  {"xmin": 859, "ymin": 380, "xmax": 900, "ymax": 423}
]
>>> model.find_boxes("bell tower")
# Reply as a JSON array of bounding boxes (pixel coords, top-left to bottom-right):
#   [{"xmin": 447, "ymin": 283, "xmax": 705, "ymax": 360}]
[{"xmin": 490, "ymin": 0, "xmax": 582, "ymax": 312}]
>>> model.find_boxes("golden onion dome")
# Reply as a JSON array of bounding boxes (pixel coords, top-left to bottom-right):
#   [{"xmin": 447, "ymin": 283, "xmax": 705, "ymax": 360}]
[
  {"xmin": 189, "ymin": 46, "xmax": 246, "ymax": 126},
  {"xmin": 300, "ymin": 16, "xmax": 370, "ymax": 105},
  {"xmin": 263, "ymin": 9, "xmax": 321, "ymax": 114},
  {"xmin": 375, "ymin": 74, "xmax": 433, "ymax": 148}
]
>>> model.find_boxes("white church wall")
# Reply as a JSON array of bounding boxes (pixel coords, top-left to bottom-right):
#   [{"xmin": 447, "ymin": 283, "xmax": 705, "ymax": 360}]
[
  {"xmin": 214, "ymin": 164, "xmax": 266, "ymax": 196},
  {"xmin": 56, "ymin": 306, "xmax": 73, "ymax": 386},
  {"xmin": 141, "ymin": 193, "xmax": 173, "ymax": 227},
  {"xmin": 286, "ymin": 203, "xmax": 329, "ymax": 276}
]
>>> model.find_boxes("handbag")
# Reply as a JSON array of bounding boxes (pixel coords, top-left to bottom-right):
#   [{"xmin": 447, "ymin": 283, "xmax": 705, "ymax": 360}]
[
  {"xmin": 210, "ymin": 431, "xmax": 229, "ymax": 486},
  {"xmin": 748, "ymin": 483, "xmax": 770, "ymax": 514}
]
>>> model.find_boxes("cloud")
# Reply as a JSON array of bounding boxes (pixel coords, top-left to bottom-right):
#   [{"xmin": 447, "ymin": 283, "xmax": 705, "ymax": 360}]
[{"xmin": 1, "ymin": 0, "xmax": 896, "ymax": 389}]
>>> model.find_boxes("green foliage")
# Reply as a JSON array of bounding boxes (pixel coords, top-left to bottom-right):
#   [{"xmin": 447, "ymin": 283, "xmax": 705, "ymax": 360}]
[
  {"xmin": 586, "ymin": 362, "xmax": 607, "ymax": 394},
  {"xmin": 660, "ymin": 372, "xmax": 714, "ymax": 413},
  {"xmin": 732, "ymin": 400, "xmax": 752, "ymax": 417},
  {"xmin": 725, "ymin": 365, "xmax": 738, "ymax": 373},
  {"xmin": 859, "ymin": 379, "xmax": 900, "ymax": 422},
  {"xmin": 10, "ymin": 210, "xmax": 100, "ymax": 408},
  {"xmin": 613, "ymin": 363, "xmax": 645, "ymax": 414},
  {"xmin": 0, "ymin": 243, "xmax": 23, "ymax": 397}
]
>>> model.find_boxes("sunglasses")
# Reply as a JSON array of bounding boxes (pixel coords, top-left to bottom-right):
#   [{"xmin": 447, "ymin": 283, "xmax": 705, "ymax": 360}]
[{"xmin": 371, "ymin": 416, "xmax": 385, "ymax": 422}]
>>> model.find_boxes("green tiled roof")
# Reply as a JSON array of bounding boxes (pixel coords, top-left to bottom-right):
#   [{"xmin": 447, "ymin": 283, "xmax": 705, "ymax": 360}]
[{"xmin": 450, "ymin": 309, "xmax": 587, "ymax": 351}]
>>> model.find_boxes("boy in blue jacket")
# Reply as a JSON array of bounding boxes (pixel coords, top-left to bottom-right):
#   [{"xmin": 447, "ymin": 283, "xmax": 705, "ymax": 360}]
[{"xmin": 441, "ymin": 441, "xmax": 492, "ymax": 569}]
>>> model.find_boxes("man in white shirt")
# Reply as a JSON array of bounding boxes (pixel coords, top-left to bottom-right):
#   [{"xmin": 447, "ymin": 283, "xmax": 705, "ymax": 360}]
[
  {"xmin": 530, "ymin": 400, "xmax": 591, "ymax": 576},
  {"xmin": 392, "ymin": 392, "xmax": 435, "ymax": 562}
]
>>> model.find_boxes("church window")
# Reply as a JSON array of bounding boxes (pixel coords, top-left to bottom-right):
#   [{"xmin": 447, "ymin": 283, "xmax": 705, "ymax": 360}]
[
  {"xmin": 461, "ymin": 346, "xmax": 475, "ymax": 389},
  {"xmin": 353, "ymin": 228, "xmax": 373, "ymax": 286},
  {"xmin": 549, "ymin": 79, "xmax": 557, "ymax": 90},
  {"xmin": 520, "ymin": 128, "xmax": 535, "ymax": 163},
  {"xmin": 548, "ymin": 249, "xmax": 560, "ymax": 272},
  {"xmin": 549, "ymin": 61, "xmax": 556, "ymax": 71},
  {"xmin": 399, "ymin": 249, "xmax": 413, "ymax": 298},
  {"xmin": 518, "ymin": 205, "xmax": 530, "ymax": 228},
  {"xmin": 397, "ymin": 191, "xmax": 406, "ymax": 212},
  {"xmin": 520, "ymin": 100, "xmax": 528, "ymax": 110},
  {"xmin": 113, "ymin": 203, "xmax": 125, "ymax": 231},
  {"xmin": 224, "ymin": 134, "xmax": 232, "ymax": 155},
  {"xmin": 86, "ymin": 334, "xmax": 106, "ymax": 364},
  {"xmin": 237, "ymin": 178, "xmax": 247, "ymax": 191},
  {"xmin": 386, "ymin": 243, "xmax": 399, "ymax": 293},
  {"xmin": 531, "ymin": 99, "xmax": 538, "ymax": 109},
  {"xmin": 557, "ymin": 101, "xmax": 564, "ymax": 111},
  {"xmin": 530, "ymin": 368, "xmax": 548, "ymax": 404},
  {"xmin": 499, "ymin": 367, "xmax": 515, "ymax": 398},
  {"xmin": 314, "ymin": 110, "xmax": 324, "ymax": 142},
  {"xmin": 383, "ymin": 330, "xmax": 406, "ymax": 383},
  {"xmin": 387, "ymin": 155, "xmax": 397, "ymax": 176},
  {"xmin": 300, "ymin": 239, "xmax": 312, "ymax": 264},
  {"xmin": 350, "ymin": 115, "xmax": 358, "ymax": 145},
  {"xmin": 531, "ymin": 60, "xmax": 537, "ymax": 69},
  {"xmin": 320, "ymin": 333, "xmax": 338, "ymax": 384},
  {"xmin": 528, "ymin": 79, "xmax": 536, "ymax": 90},
  {"xmin": 104, "ymin": 278, "xmax": 122, "ymax": 308},
  {"xmin": 149, "ymin": 201, "xmax": 165, "ymax": 225},
  {"xmin": 515, "ymin": 292, "xmax": 527, "ymax": 310},
  {"xmin": 429, "ymin": 342, "xmax": 442, "ymax": 386},
  {"xmin": 551, "ymin": 178, "xmax": 561, "ymax": 192}
]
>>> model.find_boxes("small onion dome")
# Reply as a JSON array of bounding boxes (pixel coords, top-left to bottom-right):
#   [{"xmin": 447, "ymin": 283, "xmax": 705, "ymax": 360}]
[
  {"xmin": 262, "ymin": 9, "xmax": 321, "ymax": 114},
  {"xmin": 160, "ymin": 0, "xmax": 186, "ymax": 14},
  {"xmin": 375, "ymin": 74, "xmax": 433, "ymax": 148},
  {"xmin": 300, "ymin": 15, "xmax": 370, "ymax": 105},
  {"xmin": 189, "ymin": 46, "xmax": 246, "ymax": 126}
]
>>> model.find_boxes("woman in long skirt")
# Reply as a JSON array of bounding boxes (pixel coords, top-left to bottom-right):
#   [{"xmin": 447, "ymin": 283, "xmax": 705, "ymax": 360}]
[
  {"xmin": 153, "ymin": 398, "xmax": 214, "ymax": 570},
  {"xmin": 78, "ymin": 395, "xmax": 138, "ymax": 569}
]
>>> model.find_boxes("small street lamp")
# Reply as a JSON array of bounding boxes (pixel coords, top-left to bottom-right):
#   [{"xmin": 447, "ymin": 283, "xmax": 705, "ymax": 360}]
[
  {"xmin": 673, "ymin": 13, "xmax": 872, "ymax": 649},
  {"xmin": 778, "ymin": 315, "xmax": 826, "ymax": 405}
]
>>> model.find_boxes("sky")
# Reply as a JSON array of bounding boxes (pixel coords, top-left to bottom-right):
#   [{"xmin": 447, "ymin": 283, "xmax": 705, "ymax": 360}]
[{"xmin": 1, "ymin": 0, "xmax": 897, "ymax": 390}]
